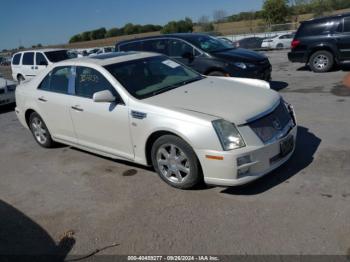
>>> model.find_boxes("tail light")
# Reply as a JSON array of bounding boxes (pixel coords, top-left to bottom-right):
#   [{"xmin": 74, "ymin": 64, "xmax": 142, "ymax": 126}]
[{"xmin": 291, "ymin": 39, "xmax": 300, "ymax": 49}]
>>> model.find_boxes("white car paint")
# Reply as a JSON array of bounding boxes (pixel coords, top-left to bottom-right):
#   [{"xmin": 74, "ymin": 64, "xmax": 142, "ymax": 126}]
[
  {"xmin": 15, "ymin": 52, "xmax": 297, "ymax": 188},
  {"xmin": 261, "ymin": 34, "xmax": 295, "ymax": 49},
  {"xmin": 11, "ymin": 49, "xmax": 69, "ymax": 82},
  {"xmin": 0, "ymin": 77, "xmax": 16, "ymax": 106}
]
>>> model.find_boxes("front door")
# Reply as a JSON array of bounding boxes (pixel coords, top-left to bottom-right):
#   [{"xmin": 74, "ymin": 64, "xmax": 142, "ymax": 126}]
[{"xmin": 69, "ymin": 66, "xmax": 134, "ymax": 160}]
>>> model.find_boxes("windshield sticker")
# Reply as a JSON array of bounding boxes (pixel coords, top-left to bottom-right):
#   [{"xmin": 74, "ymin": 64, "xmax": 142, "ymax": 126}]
[{"xmin": 162, "ymin": 60, "xmax": 180, "ymax": 68}]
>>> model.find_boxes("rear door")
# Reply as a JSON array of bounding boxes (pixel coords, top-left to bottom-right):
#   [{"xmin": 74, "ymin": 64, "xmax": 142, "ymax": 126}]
[
  {"xmin": 11, "ymin": 53, "xmax": 22, "ymax": 81},
  {"xmin": 36, "ymin": 66, "xmax": 77, "ymax": 143},
  {"xmin": 21, "ymin": 52, "xmax": 36, "ymax": 80}
]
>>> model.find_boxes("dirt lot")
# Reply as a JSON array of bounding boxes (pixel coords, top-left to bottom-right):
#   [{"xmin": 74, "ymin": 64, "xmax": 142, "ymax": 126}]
[{"xmin": 0, "ymin": 50, "xmax": 350, "ymax": 258}]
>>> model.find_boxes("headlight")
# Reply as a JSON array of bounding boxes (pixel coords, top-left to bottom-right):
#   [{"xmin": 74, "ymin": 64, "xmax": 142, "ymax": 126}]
[
  {"xmin": 212, "ymin": 119, "xmax": 245, "ymax": 151},
  {"xmin": 233, "ymin": 62, "xmax": 255, "ymax": 70}
]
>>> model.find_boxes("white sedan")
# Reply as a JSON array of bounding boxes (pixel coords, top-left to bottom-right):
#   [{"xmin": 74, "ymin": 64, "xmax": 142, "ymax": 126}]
[
  {"xmin": 15, "ymin": 52, "xmax": 297, "ymax": 189},
  {"xmin": 0, "ymin": 76, "xmax": 16, "ymax": 106},
  {"xmin": 261, "ymin": 34, "xmax": 295, "ymax": 49}
]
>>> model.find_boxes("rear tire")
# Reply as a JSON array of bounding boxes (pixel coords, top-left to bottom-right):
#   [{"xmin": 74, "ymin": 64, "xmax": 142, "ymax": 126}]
[
  {"xmin": 276, "ymin": 43, "xmax": 283, "ymax": 49},
  {"xmin": 309, "ymin": 50, "xmax": 334, "ymax": 73},
  {"xmin": 151, "ymin": 135, "xmax": 202, "ymax": 189},
  {"xmin": 29, "ymin": 112, "xmax": 55, "ymax": 148},
  {"xmin": 207, "ymin": 71, "xmax": 226, "ymax": 77}
]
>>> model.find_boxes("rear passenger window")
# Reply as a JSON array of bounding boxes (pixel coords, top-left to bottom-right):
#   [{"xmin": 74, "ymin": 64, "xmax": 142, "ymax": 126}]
[
  {"xmin": 344, "ymin": 18, "xmax": 350, "ymax": 33},
  {"xmin": 39, "ymin": 67, "xmax": 71, "ymax": 94},
  {"xmin": 297, "ymin": 21, "xmax": 334, "ymax": 37},
  {"xmin": 12, "ymin": 53, "xmax": 21, "ymax": 65},
  {"xmin": 119, "ymin": 41, "xmax": 143, "ymax": 52},
  {"xmin": 75, "ymin": 67, "xmax": 115, "ymax": 99},
  {"xmin": 22, "ymin": 52, "xmax": 34, "ymax": 65}
]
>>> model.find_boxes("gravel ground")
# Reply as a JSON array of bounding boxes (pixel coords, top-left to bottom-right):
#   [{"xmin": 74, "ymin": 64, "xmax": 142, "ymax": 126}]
[{"xmin": 0, "ymin": 50, "xmax": 350, "ymax": 258}]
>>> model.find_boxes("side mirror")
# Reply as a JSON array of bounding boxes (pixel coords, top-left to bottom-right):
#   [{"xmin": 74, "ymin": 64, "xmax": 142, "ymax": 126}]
[
  {"xmin": 182, "ymin": 51, "xmax": 194, "ymax": 61},
  {"xmin": 93, "ymin": 90, "xmax": 116, "ymax": 103}
]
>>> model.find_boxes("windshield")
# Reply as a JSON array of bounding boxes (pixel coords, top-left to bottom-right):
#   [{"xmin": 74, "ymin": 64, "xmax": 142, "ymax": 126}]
[
  {"xmin": 44, "ymin": 50, "xmax": 70, "ymax": 62},
  {"xmin": 105, "ymin": 56, "xmax": 203, "ymax": 99},
  {"xmin": 187, "ymin": 35, "xmax": 233, "ymax": 52}
]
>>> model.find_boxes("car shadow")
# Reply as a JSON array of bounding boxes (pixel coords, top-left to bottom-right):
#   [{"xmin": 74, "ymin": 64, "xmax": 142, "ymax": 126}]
[
  {"xmin": 0, "ymin": 103, "xmax": 15, "ymax": 114},
  {"xmin": 0, "ymin": 200, "xmax": 75, "ymax": 261},
  {"xmin": 297, "ymin": 64, "xmax": 350, "ymax": 72},
  {"xmin": 220, "ymin": 126, "xmax": 321, "ymax": 196},
  {"xmin": 270, "ymin": 81, "xmax": 289, "ymax": 91}
]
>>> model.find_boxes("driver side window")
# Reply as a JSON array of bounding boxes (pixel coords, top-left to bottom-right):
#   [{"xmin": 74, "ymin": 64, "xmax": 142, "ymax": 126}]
[
  {"xmin": 169, "ymin": 40, "xmax": 195, "ymax": 57},
  {"xmin": 75, "ymin": 67, "xmax": 116, "ymax": 99}
]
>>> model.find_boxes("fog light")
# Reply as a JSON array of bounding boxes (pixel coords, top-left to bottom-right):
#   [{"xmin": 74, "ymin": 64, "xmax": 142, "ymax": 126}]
[
  {"xmin": 237, "ymin": 155, "xmax": 251, "ymax": 167},
  {"xmin": 238, "ymin": 167, "xmax": 250, "ymax": 178}
]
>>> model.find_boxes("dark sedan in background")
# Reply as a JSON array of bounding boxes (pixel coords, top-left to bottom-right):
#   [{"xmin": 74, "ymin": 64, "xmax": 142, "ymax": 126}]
[{"xmin": 115, "ymin": 33, "xmax": 272, "ymax": 80}]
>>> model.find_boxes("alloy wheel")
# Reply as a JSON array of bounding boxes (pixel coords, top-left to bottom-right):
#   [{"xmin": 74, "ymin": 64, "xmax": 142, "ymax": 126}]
[
  {"xmin": 156, "ymin": 144, "xmax": 190, "ymax": 184},
  {"xmin": 31, "ymin": 117, "xmax": 48, "ymax": 145}
]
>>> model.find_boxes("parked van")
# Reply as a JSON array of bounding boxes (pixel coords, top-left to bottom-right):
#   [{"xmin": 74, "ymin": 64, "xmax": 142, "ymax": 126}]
[{"xmin": 11, "ymin": 49, "xmax": 70, "ymax": 83}]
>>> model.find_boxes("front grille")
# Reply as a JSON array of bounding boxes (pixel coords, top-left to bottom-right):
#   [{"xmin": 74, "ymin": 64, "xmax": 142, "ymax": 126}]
[{"xmin": 249, "ymin": 101, "xmax": 294, "ymax": 144}]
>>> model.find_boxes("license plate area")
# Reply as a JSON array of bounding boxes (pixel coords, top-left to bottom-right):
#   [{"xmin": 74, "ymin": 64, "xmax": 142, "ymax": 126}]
[{"xmin": 280, "ymin": 135, "xmax": 294, "ymax": 157}]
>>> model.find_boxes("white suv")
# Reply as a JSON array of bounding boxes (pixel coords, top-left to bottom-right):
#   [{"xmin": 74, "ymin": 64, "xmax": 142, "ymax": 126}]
[{"xmin": 11, "ymin": 49, "xmax": 70, "ymax": 83}]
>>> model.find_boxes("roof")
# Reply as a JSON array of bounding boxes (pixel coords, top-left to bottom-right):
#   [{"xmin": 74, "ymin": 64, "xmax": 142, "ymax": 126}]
[
  {"xmin": 303, "ymin": 12, "xmax": 350, "ymax": 23},
  {"xmin": 116, "ymin": 33, "xmax": 210, "ymax": 45},
  {"xmin": 13, "ymin": 48, "xmax": 67, "ymax": 55},
  {"xmin": 55, "ymin": 51, "xmax": 160, "ymax": 67}
]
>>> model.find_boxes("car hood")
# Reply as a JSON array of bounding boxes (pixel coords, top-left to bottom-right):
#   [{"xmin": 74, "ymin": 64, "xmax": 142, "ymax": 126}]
[
  {"xmin": 211, "ymin": 48, "xmax": 267, "ymax": 62},
  {"xmin": 144, "ymin": 77, "xmax": 280, "ymax": 125}
]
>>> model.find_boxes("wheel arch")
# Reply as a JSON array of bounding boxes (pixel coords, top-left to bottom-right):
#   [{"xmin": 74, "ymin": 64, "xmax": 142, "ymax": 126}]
[
  {"xmin": 307, "ymin": 45, "xmax": 337, "ymax": 63},
  {"xmin": 204, "ymin": 67, "xmax": 228, "ymax": 76},
  {"xmin": 144, "ymin": 129, "xmax": 198, "ymax": 167},
  {"xmin": 25, "ymin": 109, "xmax": 37, "ymax": 128}
]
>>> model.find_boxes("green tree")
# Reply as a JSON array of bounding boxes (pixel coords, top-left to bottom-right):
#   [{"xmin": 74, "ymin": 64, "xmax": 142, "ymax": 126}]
[
  {"xmin": 69, "ymin": 34, "xmax": 83, "ymax": 43},
  {"xmin": 90, "ymin": 27, "xmax": 107, "ymax": 40},
  {"xmin": 81, "ymin": 31, "xmax": 91, "ymax": 41},
  {"xmin": 106, "ymin": 27, "xmax": 123, "ymax": 38},
  {"xmin": 161, "ymin": 18, "xmax": 193, "ymax": 34},
  {"xmin": 262, "ymin": 0, "xmax": 289, "ymax": 24},
  {"xmin": 311, "ymin": 0, "xmax": 333, "ymax": 17}
]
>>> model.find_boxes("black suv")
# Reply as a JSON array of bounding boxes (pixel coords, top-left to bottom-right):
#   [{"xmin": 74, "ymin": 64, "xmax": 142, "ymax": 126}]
[
  {"xmin": 288, "ymin": 13, "xmax": 350, "ymax": 72},
  {"xmin": 115, "ymin": 33, "xmax": 272, "ymax": 80}
]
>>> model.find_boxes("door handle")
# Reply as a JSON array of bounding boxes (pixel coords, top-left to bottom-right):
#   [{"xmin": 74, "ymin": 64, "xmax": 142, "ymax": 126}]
[
  {"xmin": 34, "ymin": 66, "xmax": 38, "ymax": 70},
  {"xmin": 71, "ymin": 105, "xmax": 84, "ymax": 112},
  {"xmin": 38, "ymin": 97, "xmax": 47, "ymax": 102},
  {"xmin": 31, "ymin": 66, "xmax": 35, "ymax": 69}
]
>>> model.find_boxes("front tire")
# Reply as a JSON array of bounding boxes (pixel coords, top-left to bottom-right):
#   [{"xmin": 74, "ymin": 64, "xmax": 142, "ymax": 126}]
[
  {"xmin": 309, "ymin": 50, "xmax": 334, "ymax": 73},
  {"xmin": 29, "ymin": 112, "xmax": 55, "ymax": 148},
  {"xmin": 151, "ymin": 135, "xmax": 202, "ymax": 189}
]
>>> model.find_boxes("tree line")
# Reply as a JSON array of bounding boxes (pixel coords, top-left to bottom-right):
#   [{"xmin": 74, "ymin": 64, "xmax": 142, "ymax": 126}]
[
  {"xmin": 65, "ymin": 0, "xmax": 350, "ymax": 44},
  {"xmin": 227, "ymin": 0, "xmax": 350, "ymax": 24}
]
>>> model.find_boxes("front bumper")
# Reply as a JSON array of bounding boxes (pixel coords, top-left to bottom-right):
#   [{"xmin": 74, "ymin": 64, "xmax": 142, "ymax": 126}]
[
  {"xmin": 196, "ymin": 125, "xmax": 297, "ymax": 187},
  {"xmin": 228, "ymin": 64, "xmax": 272, "ymax": 81}
]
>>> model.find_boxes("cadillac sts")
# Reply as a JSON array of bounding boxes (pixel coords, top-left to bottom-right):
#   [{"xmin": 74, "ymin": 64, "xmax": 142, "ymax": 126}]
[{"xmin": 15, "ymin": 52, "xmax": 297, "ymax": 189}]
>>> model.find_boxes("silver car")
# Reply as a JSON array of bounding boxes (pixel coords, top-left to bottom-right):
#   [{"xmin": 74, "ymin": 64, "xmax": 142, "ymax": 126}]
[{"xmin": 15, "ymin": 52, "xmax": 297, "ymax": 189}]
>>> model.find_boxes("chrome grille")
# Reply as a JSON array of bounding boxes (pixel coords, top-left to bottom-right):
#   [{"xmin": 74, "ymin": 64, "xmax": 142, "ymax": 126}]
[{"xmin": 249, "ymin": 101, "xmax": 294, "ymax": 144}]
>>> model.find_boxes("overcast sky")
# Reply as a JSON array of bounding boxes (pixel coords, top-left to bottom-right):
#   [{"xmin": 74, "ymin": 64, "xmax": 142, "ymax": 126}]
[{"xmin": 0, "ymin": 0, "xmax": 263, "ymax": 50}]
